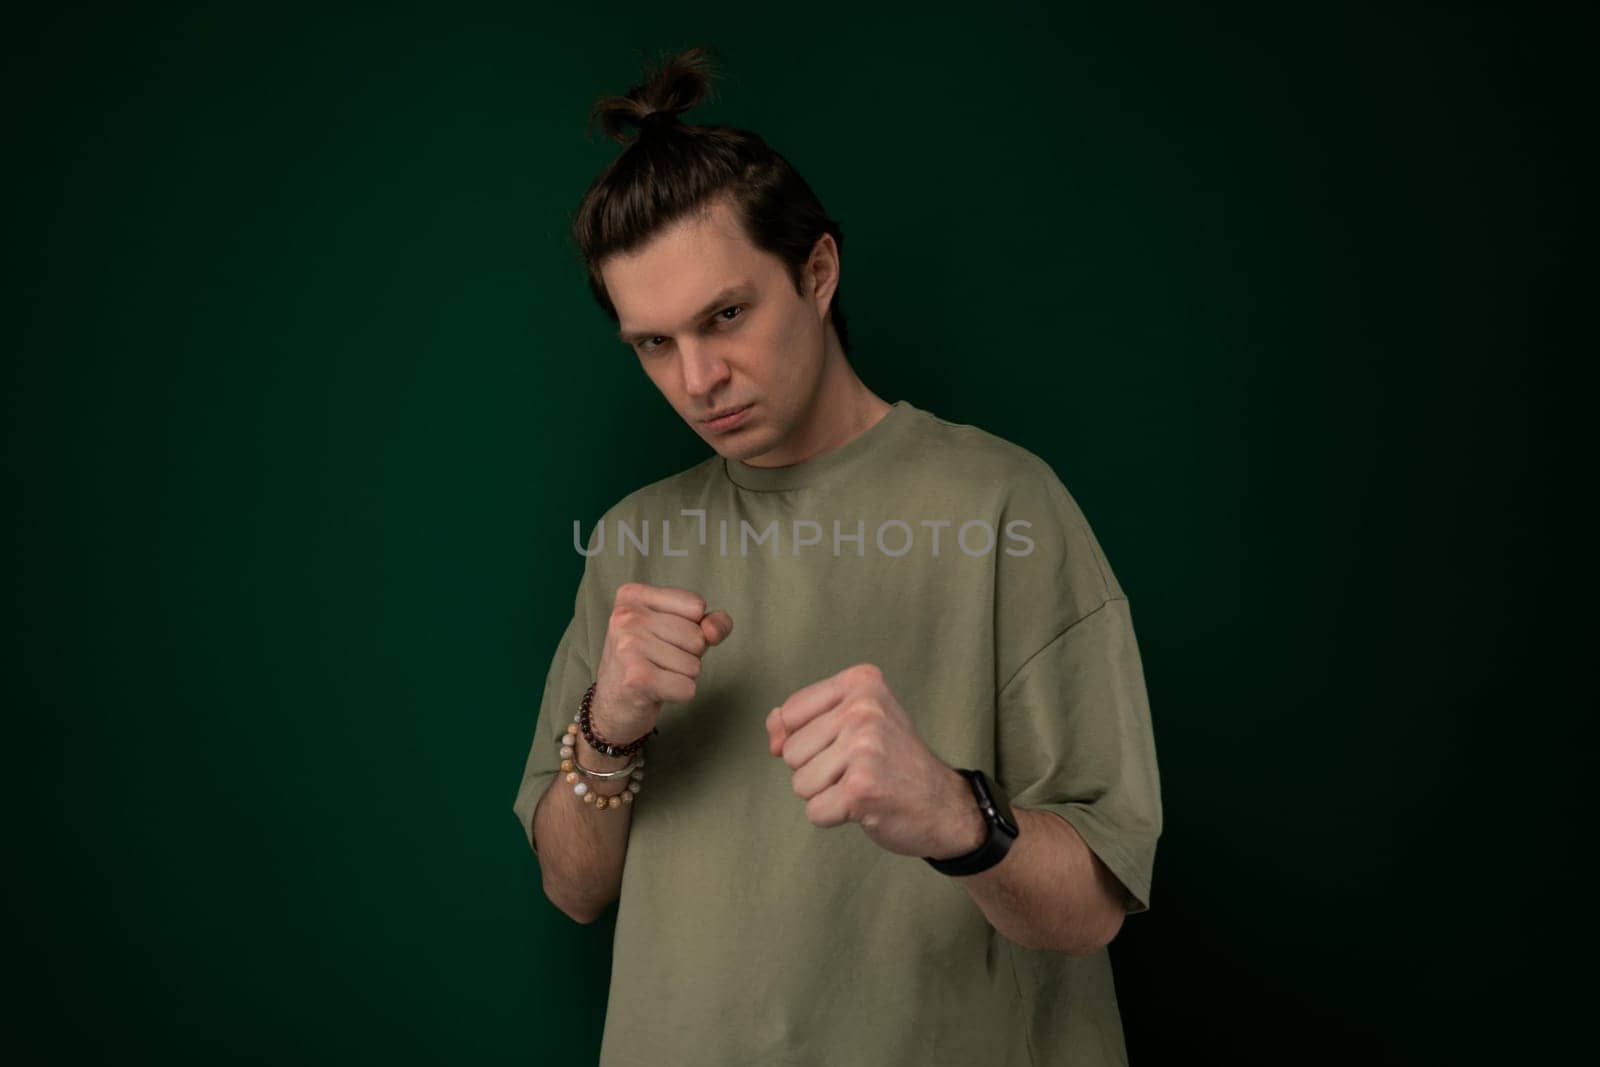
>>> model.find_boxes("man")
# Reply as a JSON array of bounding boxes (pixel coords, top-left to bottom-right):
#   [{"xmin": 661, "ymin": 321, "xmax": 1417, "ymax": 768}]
[{"xmin": 514, "ymin": 49, "xmax": 1161, "ymax": 1066}]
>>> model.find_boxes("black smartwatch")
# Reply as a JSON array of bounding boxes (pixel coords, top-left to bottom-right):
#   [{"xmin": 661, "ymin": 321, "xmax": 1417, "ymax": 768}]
[{"xmin": 924, "ymin": 769, "xmax": 1020, "ymax": 876}]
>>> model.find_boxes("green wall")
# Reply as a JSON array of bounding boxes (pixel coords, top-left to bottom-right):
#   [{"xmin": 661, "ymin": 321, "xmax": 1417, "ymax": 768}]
[{"xmin": 9, "ymin": 4, "xmax": 1577, "ymax": 1063}]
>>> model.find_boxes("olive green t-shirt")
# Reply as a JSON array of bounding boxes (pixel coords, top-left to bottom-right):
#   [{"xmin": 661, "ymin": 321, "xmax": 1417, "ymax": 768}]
[{"xmin": 512, "ymin": 399, "xmax": 1162, "ymax": 1066}]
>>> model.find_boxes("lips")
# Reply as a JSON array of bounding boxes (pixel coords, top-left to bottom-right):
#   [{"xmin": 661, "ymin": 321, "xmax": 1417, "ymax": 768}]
[{"xmin": 701, "ymin": 403, "xmax": 752, "ymax": 423}]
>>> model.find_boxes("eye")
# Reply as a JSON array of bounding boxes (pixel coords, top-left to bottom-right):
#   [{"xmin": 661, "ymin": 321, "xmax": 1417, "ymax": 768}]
[{"xmin": 636, "ymin": 306, "xmax": 744, "ymax": 355}]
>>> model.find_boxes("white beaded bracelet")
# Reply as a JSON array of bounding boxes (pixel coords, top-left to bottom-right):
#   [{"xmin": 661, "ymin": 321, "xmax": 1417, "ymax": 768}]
[{"xmin": 559, "ymin": 712, "xmax": 646, "ymax": 812}]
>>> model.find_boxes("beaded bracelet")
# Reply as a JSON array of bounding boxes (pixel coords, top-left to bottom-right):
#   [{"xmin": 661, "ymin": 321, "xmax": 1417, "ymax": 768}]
[
  {"xmin": 559, "ymin": 702, "xmax": 646, "ymax": 813},
  {"xmin": 577, "ymin": 681, "xmax": 657, "ymax": 757}
]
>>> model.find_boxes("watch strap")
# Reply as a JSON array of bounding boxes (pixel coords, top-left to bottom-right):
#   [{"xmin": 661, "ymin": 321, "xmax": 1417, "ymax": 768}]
[{"xmin": 924, "ymin": 769, "xmax": 1018, "ymax": 877}]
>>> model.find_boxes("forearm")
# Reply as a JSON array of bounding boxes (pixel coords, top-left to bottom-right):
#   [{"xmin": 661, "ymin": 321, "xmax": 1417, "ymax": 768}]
[
  {"xmin": 938, "ymin": 784, "xmax": 1126, "ymax": 955},
  {"xmin": 531, "ymin": 732, "xmax": 635, "ymax": 924}
]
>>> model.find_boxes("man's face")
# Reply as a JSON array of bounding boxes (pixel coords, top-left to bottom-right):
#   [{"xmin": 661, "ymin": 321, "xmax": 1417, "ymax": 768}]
[{"xmin": 602, "ymin": 197, "xmax": 834, "ymax": 464}]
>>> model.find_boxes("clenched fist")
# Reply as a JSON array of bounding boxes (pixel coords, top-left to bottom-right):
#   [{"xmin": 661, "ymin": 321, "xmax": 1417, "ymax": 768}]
[
  {"xmin": 591, "ymin": 582, "xmax": 733, "ymax": 742},
  {"xmin": 765, "ymin": 663, "xmax": 981, "ymax": 860}
]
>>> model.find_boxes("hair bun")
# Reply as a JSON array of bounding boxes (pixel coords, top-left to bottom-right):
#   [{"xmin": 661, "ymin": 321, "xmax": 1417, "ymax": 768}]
[
  {"xmin": 587, "ymin": 46, "xmax": 720, "ymax": 144},
  {"xmin": 637, "ymin": 107, "xmax": 682, "ymax": 129}
]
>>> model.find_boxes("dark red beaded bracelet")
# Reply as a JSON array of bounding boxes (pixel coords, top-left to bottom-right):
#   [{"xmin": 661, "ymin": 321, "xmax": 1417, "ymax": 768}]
[{"xmin": 578, "ymin": 681, "xmax": 657, "ymax": 757}]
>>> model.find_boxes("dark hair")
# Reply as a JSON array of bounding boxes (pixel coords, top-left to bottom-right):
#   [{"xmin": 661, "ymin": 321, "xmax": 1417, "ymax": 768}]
[{"xmin": 570, "ymin": 46, "xmax": 853, "ymax": 356}]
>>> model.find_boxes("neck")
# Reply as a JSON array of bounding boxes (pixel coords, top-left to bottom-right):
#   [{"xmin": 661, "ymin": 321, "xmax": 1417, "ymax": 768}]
[{"xmin": 745, "ymin": 339, "xmax": 889, "ymax": 468}]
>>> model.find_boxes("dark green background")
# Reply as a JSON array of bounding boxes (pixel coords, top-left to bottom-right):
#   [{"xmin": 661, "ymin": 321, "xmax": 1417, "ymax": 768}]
[{"xmin": 8, "ymin": 4, "xmax": 1581, "ymax": 1064}]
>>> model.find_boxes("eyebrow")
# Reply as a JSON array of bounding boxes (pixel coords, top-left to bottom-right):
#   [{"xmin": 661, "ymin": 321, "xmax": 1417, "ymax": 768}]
[{"xmin": 617, "ymin": 284, "xmax": 755, "ymax": 344}]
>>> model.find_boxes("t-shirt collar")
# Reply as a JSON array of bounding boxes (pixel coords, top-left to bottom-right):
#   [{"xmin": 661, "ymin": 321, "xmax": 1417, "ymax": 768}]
[{"xmin": 723, "ymin": 399, "xmax": 914, "ymax": 492}]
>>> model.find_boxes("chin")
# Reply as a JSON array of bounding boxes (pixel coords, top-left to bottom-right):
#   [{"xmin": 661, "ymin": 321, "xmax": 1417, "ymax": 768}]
[
  {"xmin": 709, "ymin": 430, "xmax": 775, "ymax": 462},
  {"xmin": 690, "ymin": 404, "xmax": 782, "ymax": 460}
]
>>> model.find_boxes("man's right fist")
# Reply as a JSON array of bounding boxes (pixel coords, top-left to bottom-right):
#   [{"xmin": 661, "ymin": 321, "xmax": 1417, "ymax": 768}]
[{"xmin": 590, "ymin": 582, "xmax": 733, "ymax": 742}]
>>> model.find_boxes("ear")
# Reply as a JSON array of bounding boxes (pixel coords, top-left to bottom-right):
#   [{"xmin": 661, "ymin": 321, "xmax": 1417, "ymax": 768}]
[{"xmin": 806, "ymin": 232, "xmax": 841, "ymax": 319}]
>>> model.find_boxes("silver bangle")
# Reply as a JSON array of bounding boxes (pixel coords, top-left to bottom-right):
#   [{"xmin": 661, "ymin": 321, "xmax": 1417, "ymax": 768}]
[{"xmin": 574, "ymin": 752, "xmax": 643, "ymax": 780}]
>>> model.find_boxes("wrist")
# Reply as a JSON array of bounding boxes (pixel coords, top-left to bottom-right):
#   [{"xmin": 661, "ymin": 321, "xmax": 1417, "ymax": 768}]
[
  {"xmin": 931, "ymin": 767, "xmax": 988, "ymax": 860},
  {"xmin": 589, "ymin": 686, "xmax": 652, "ymax": 746},
  {"xmin": 576, "ymin": 731, "xmax": 634, "ymax": 773},
  {"xmin": 575, "ymin": 691, "xmax": 643, "ymax": 788}
]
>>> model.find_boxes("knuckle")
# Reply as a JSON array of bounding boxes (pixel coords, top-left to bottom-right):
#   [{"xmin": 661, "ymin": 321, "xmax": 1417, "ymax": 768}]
[
  {"xmin": 851, "ymin": 783, "xmax": 876, "ymax": 819},
  {"xmin": 844, "ymin": 700, "xmax": 879, "ymax": 727},
  {"xmin": 836, "ymin": 769, "xmax": 858, "ymax": 803},
  {"xmin": 850, "ymin": 662, "xmax": 883, "ymax": 685}
]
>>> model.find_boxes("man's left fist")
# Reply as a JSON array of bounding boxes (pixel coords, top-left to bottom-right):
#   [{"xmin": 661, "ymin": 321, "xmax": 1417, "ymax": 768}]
[{"xmin": 765, "ymin": 663, "xmax": 983, "ymax": 860}]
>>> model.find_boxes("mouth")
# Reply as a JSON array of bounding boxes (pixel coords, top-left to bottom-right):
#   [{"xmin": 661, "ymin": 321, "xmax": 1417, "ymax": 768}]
[{"xmin": 700, "ymin": 403, "xmax": 754, "ymax": 433}]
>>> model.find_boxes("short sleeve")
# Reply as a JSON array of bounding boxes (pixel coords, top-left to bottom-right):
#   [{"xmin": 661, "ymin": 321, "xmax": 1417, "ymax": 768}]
[
  {"xmin": 996, "ymin": 596, "xmax": 1162, "ymax": 915},
  {"xmin": 511, "ymin": 559, "xmax": 605, "ymax": 857},
  {"xmin": 990, "ymin": 455, "xmax": 1124, "ymax": 691}
]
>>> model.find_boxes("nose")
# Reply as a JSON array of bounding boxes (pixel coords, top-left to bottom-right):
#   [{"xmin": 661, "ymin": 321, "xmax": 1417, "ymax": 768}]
[{"xmin": 679, "ymin": 340, "xmax": 731, "ymax": 401}]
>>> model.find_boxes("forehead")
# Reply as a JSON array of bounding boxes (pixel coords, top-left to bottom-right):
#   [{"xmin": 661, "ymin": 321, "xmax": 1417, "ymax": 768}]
[{"xmin": 605, "ymin": 200, "xmax": 774, "ymax": 332}]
